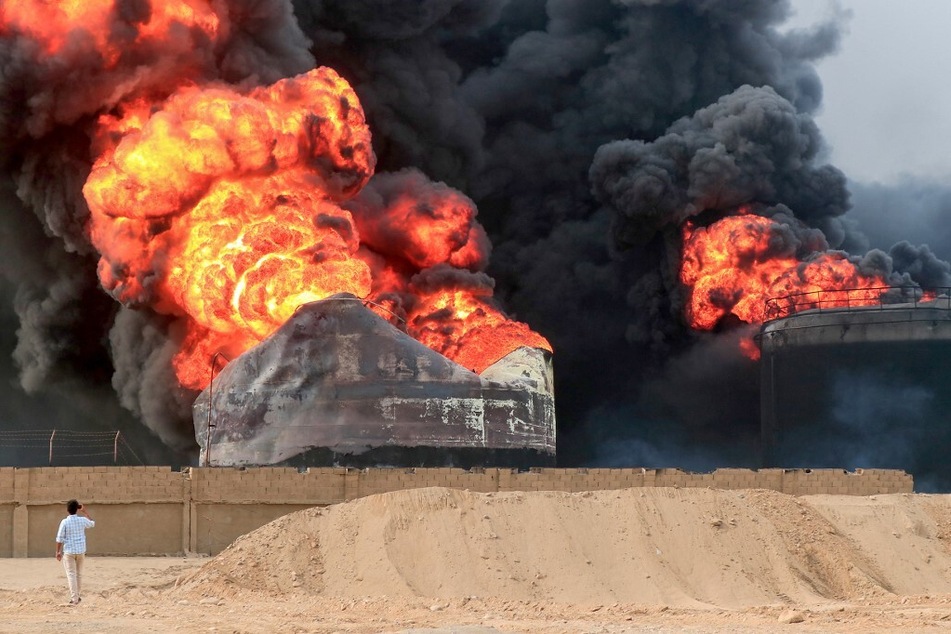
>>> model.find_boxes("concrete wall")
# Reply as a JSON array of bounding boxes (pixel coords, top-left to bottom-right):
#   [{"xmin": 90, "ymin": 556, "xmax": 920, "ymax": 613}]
[{"xmin": 0, "ymin": 466, "xmax": 914, "ymax": 557}]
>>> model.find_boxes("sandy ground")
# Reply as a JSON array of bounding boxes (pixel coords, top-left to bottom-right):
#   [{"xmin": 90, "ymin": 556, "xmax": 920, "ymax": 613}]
[{"xmin": 5, "ymin": 486, "xmax": 951, "ymax": 633}]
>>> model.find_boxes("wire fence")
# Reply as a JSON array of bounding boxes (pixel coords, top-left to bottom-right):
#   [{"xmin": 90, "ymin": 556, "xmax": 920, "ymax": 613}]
[{"xmin": 0, "ymin": 429, "xmax": 144, "ymax": 466}]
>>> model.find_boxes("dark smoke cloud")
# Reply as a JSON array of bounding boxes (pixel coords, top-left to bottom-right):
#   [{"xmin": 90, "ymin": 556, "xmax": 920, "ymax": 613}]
[
  {"xmin": 109, "ymin": 308, "xmax": 197, "ymax": 452},
  {"xmin": 0, "ymin": 178, "xmax": 184, "ymax": 465},
  {"xmin": 589, "ymin": 84, "xmax": 849, "ymax": 246},
  {"xmin": 0, "ymin": 1, "xmax": 315, "ymax": 463},
  {"xmin": 347, "ymin": 167, "xmax": 490, "ymax": 272},
  {"xmin": 848, "ymin": 177, "xmax": 951, "ymax": 257},
  {"xmin": 289, "ymin": 0, "xmax": 849, "ymax": 450},
  {"xmin": 886, "ymin": 241, "xmax": 951, "ymax": 289},
  {"xmin": 2, "ymin": 0, "xmax": 950, "ymax": 484},
  {"xmin": 0, "ymin": 0, "xmax": 312, "ymax": 145},
  {"xmin": 292, "ymin": 0, "xmax": 951, "ymax": 476}
]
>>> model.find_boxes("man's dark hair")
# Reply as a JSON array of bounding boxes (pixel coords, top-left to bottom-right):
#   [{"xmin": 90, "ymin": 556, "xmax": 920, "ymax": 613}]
[{"xmin": 67, "ymin": 499, "xmax": 79, "ymax": 515}]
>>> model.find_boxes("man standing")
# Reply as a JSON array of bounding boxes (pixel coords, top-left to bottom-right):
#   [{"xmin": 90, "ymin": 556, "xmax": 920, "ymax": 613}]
[{"xmin": 55, "ymin": 499, "xmax": 95, "ymax": 606}]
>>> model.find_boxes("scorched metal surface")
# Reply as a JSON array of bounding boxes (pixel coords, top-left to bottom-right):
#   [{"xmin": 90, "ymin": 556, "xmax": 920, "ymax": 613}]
[{"xmin": 192, "ymin": 294, "xmax": 556, "ymax": 467}]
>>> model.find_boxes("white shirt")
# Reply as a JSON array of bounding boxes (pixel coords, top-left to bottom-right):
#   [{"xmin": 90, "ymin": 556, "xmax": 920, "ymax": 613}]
[{"xmin": 56, "ymin": 514, "xmax": 95, "ymax": 555}]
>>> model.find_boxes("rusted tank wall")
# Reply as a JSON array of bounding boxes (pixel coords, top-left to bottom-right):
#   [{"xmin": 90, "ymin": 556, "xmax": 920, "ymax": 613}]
[{"xmin": 193, "ymin": 296, "xmax": 556, "ymax": 467}]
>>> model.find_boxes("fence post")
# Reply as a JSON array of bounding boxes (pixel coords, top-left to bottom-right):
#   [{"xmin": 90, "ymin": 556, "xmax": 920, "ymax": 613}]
[
  {"xmin": 114, "ymin": 431, "xmax": 120, "ymax": 464},
  {"xmin": 48, "ymin": 430, "xmax": 55, "ymax": 466}
]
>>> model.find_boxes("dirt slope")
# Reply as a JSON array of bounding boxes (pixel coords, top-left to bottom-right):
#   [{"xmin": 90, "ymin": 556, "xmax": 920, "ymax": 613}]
[{"xmin": 173, "ymin": 486, "xmax": 951, "ymax": 608}]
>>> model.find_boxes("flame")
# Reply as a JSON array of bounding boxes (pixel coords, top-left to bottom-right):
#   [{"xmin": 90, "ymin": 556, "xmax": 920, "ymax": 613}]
[
  {"xmin": 1, "ymin": 0, "xmax": 219, "ymax": 63},
  {"xmin": 76, "ymin": 61, "xmax": 548, "ymax": 388},
  {"xmin": 351, "ymin": 184, "xmax": 489, "ymax": 271},
  {"xmin": 680, "ymin": 213, "xmax": 888, "ymax": 357},
  {"xmin": 7, "ymin": 4, "xmax": 550, "ymax": 390},
  {"xmin": 169, "ymin": 174, "xmax": 373, "ymax": 340},
  {"xmin": 738, "ymin": 337, "xmax": 761, "ymax": 362},
  {"xmin": 408, "ymin": 288, "xmax": 552, "ymax": 373}
]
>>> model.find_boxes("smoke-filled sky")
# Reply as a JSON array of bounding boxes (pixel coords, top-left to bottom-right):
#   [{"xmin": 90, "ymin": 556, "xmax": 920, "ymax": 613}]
[{"xmin": 2, "ymin": 0, "xmax": 951, "ymax": 487}]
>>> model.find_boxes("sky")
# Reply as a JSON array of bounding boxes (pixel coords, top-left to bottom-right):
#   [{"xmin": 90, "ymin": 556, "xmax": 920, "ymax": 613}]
[{"xmin": 789, "ymin": 0, "xmax": 951, "ymax": 185}]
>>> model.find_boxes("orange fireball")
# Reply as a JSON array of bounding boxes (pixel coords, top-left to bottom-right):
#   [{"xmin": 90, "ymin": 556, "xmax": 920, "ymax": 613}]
[
  {"xmin": 81, "ymin": 64, "xmax": 549, "ymax": 389},
  {"xmin": 681, "ymin": 212, "xmax": 888, "ymax": 332},
  {"xmin": 1, "ymin": 0, "xmax": 219, "ymax": 63},
  {"xmin": 408, "ymin": 287, "xmax": 552, "ymax": 374}
]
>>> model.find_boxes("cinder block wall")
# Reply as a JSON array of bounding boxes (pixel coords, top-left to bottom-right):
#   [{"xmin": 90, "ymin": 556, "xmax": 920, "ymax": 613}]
[
  {"xmin": 0, "ymin": 466, "xmax": 913, "ymax": 557},
  {"xmin": 3, "ymin": 466, "xmax": 187, "ymax": 558}
]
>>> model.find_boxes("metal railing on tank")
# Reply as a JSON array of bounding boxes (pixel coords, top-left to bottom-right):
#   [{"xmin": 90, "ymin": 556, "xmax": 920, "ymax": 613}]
[{"xmin": 762, "ymin": 286, "xmax": 951, "ymax": 322}]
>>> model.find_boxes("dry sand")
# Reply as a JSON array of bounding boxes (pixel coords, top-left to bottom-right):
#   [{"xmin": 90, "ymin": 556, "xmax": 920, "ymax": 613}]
[{"xmin": 4, "ymin": 486, "xmax": 951, "ymax": 633}]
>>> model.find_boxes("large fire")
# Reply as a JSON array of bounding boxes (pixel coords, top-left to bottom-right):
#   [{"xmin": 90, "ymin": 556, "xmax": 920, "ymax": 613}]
[
  {"xmin": 1, "ymin": 0, "xmax": 219, "ymax": 63},
  {"xmin": 5, "ymin": 1, "xmax": 551, "ymax": 390},
  {"xmin": 680, "ymin": 212, "xmax": 889, "ymax": 357}
]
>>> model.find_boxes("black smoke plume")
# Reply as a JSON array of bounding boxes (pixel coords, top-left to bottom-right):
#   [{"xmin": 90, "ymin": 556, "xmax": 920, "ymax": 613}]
[{"xmin": 2, "ymin": 1, "xmax": 950, "ymax": 486}]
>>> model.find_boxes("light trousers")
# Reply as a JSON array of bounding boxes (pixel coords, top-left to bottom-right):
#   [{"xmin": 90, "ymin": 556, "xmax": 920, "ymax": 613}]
[{"xmin": 62, "ymin": 553, "xmax": 85, "ymax": 603}]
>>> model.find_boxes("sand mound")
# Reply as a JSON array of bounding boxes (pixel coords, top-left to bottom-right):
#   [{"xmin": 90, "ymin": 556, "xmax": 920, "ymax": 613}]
[{"xmin": 174, "ymin": 487, "xmax": 951, "ymax": 609}]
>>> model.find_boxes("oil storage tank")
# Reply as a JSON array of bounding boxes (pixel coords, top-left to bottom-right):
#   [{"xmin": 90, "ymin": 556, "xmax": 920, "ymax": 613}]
[
  {"xmin": 193, "ymin": 294, "xmax": 556, "ymax": 468},
  {"xmin": 759, "ymin": 289, "xmax": 951, "ymax": 490}
]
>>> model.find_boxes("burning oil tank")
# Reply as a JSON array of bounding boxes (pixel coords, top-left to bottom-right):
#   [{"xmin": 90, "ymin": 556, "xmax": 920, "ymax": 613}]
[
  {"xmin": 759, "ymin": 288, "xmax": 951, "ymax": 489},
  {"xmin": 192, "ymin": 294, "xmax": 555, "ymax": 468}
]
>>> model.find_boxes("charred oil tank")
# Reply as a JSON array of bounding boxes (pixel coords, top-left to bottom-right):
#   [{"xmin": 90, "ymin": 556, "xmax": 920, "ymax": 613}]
[
  {"xmin": 759, "ymin": 290, "xmax": 951, "ymax": 490},
  {"xmin": 192, "ymin": 294, "xmax": 555, "ymax": 468}
]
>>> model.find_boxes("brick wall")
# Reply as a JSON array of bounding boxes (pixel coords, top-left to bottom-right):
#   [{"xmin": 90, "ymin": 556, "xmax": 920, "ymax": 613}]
[{"xmin": 0, "ymin": 466, "xmax": 913, "ymax": 557}]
